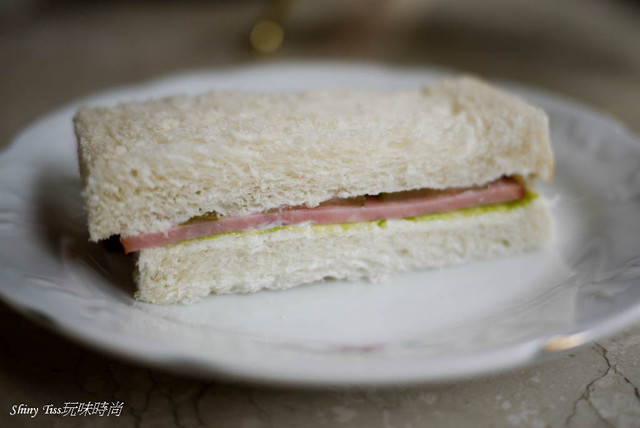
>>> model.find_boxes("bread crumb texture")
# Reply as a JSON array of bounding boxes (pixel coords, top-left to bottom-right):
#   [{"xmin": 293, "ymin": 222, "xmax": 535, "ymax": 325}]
[
  {"xmin": 135, "ymin": 197, "xmax": 553, "ymax": 304},
  {"xmin": 75, "ymin": 76, "xmax": 553, "ymax": 240}
]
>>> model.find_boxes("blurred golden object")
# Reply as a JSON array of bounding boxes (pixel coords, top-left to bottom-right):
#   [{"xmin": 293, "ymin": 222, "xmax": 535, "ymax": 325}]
[
  {"xmin": 250, "ymin": 20, "xmax": 284, "ymax": 53},
  {"xmin": 542, "ymin": 334, "xmax": 586, "ymax": 352}
]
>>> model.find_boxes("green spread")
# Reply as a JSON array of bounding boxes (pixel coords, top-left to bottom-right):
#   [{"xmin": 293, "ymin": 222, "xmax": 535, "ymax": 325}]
[{"xmin": 190, "ymin": 190, "xmax": 538, "ymax": 243}]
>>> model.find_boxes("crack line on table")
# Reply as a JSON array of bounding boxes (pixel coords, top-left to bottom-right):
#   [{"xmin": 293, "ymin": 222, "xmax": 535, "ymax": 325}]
[
  {"xmin": 596, "ymin": 343, "xmax": 640, "ymax": 404},
  {"xmin": 193, "ymin": 382, "xmax": 213, "ymax": 428},
  {"xmin": 161, "ymin": 373, "xmax": 186, "ymax": 428},
  {"xmin": 127, "ymin": 368, "xmax": 153, "ymax": 428},
  {"xmin": 248, "ymin": 389, "xmax": 275, "ymax": 428},
  {"xmin": 563, "ymin": 345, "xmax": 613, "ymax": 428}
]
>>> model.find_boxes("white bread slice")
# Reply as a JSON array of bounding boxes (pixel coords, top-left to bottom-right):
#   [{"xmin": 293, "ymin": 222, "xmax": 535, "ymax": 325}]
[
  {"xmin": 135, "ymin": 195, "xmax": 552, "ymax": 304},
  {"xmin": 75, "ymin": 76, "xmax": 553, "ymax": 241}
]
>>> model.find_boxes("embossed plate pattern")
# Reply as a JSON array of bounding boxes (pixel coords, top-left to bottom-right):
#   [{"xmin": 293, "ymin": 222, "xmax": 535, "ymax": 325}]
[{"xmin": 0, "ymin": 63, "xmax": 639, "ymax": 385}]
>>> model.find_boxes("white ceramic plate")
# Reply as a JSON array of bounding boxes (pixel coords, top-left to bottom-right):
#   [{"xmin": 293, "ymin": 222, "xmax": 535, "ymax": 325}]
[{"xmin": 1, "ymin": 63, "xmax": 639, "ymax": 386}]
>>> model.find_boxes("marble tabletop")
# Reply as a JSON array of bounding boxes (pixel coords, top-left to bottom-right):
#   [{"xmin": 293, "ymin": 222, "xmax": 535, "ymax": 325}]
[{"xmin": 1, "ymin": 0, "xmax": 639, "ymax": 426}]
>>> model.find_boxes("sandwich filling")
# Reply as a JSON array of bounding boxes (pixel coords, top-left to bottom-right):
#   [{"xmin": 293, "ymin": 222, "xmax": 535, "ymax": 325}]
[{"xmin": 121, "ymin": 176, "xmax": 527, "ymax": 253}]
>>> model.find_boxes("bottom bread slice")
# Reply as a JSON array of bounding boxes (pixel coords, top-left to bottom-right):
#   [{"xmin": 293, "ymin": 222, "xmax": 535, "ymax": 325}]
[{"xmin": 135, "ymin": 196, "xmax": 553, "ymax": 304}]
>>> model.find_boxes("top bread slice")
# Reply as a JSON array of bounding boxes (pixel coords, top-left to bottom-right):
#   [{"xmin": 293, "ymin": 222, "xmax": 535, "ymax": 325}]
[{"xmin": 74, "ymin": 76, "xmax": 553, "ymax": 241}]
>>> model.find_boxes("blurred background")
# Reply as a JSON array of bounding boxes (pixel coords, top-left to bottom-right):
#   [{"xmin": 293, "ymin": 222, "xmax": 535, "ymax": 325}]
[
  {"xmin": 1, "ymin": 1, "xmax": 640, "ymax": 426},
  {"xmin": 1, "ymin": 0, "xmax": 639, "ymax": 149}
]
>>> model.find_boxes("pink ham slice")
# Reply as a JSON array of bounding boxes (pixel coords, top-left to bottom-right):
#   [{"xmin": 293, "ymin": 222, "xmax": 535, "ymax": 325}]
[{"xmin": 121, "ymin": 177, "xmax": 525, "ymax": 253}]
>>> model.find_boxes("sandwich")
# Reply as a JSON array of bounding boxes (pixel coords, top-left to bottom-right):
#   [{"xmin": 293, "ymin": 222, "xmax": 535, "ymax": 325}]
[{"xmin": 74, "ymin": 76, "xmax": 554, "ymax": 304}]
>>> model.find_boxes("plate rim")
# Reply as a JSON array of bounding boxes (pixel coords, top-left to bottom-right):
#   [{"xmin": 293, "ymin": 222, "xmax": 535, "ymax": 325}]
[{"xmin": 1, "ymin": 61, "xmax": 640, "ymax": 386}]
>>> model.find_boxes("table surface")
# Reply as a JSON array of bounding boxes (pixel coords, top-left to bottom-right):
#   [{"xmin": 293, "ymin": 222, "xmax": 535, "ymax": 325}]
[{"xmin": 1, "ymin": 0, "xmax": 639, "ymax": 426}]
